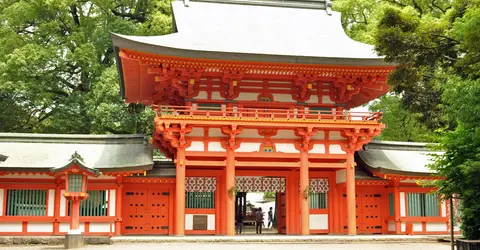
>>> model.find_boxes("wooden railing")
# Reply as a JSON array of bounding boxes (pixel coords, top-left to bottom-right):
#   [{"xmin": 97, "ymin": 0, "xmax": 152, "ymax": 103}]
[{"xmin": 155, "ymin": 105, "xmax": 383, "ymax": 123}]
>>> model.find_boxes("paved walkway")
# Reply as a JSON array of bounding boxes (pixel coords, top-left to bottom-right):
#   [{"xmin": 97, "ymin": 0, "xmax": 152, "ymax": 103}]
[
  {"xmin": 3, "ymin": 242, "xmax": 452, "ymax": 250},
  {"xmin": 110, "ymin": 234, "xmax": 450, "ymax": 244}
]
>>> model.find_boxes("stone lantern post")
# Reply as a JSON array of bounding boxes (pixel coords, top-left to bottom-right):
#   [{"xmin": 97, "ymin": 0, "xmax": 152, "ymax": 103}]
[{"xmin": 51, "ymin": 152, "xmax": 99, "ymax": 249}]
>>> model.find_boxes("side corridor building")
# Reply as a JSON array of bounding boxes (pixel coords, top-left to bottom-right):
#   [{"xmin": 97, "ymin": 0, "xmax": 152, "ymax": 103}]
[{"xmin": 0, "ymin": 0, "xmax": 454, "ymax": 237}]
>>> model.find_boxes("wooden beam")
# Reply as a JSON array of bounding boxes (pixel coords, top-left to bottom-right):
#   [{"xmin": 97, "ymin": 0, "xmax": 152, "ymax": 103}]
[
  {"xmin": 185, "ymin": 160, "xmax": 226, "ymax": 166},
  {"xmin": 234, "ymin": 161, "xmax": 299, "ymax": 167},
  {"xmin": 309, "ymin": 163, "xmax": 345, "ymax": 169}
]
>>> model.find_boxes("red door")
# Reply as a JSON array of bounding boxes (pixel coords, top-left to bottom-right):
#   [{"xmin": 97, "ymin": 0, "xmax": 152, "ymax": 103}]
[
  {"xmin": 123, "ymin": 188, "xmax": 170, "ymax": 235},
  {"xmin": 358, "ymin": 191, "xmax": 383, "ymax": 234},
  {"xmin": 276, "ymin": 192, "xmax": 287, "ymax": 234},
  {"xmin": 342, "ymin": 188, "xmax": 383, "ymax": 234}
]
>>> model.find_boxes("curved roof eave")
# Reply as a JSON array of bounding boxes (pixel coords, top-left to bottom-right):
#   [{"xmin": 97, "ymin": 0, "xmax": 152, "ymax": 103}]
[
  {"xmin": 111, "ymin": 32, "xmax": 393, "ymax": 67},
  {"xmin": 357, "ymin": 149, "xmax": 438, "ymax": 177}
]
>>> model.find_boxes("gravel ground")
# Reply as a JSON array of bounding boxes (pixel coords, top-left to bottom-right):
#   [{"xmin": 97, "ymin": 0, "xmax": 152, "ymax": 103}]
[{"xmin": 1, "ymin": 242, "xmax": 452, "ymax": 250}]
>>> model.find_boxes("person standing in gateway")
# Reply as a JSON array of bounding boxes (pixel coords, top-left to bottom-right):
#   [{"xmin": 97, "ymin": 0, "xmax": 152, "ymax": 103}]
[
  {"xmin": 267, "ymin": 207, "xmax": 273, "ymax": 229},
  {"xmin": 255, "ymin": 208, "xmax": 264, "ymax": 234}
]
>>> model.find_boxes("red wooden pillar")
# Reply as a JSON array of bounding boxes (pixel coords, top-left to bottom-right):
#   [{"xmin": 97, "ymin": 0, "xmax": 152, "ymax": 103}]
[
  {"xmin": 70, "ymin": 200, "xmax": 81, "ymax": 231},
  {"xmin": 299, "ymin": 149, "xmax": 310, "ymax": 235},
  {"xmin": 115, "ymin": 176, "xmax": 123, "ymax": 235},
  {"xmin": 346, "ymin": 152, "xmax": 356, "ymax": 235},
  {"xmin": 393, "ymin": 181, "xmax": 401, "ymax": 234},
  {"xmin": 175, "ymin": 148, "xmax": 186, "ymax": 236},
  {"xmin": 225, "ymin": 149, "xmax": 235, "ymax": 236},
  {"xmin": 53, "ymin": 177, "xmax": 61, "ymax": 235}
]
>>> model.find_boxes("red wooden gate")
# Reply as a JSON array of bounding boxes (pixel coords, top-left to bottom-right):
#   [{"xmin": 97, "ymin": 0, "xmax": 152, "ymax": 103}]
[
  {"xmin": 123, "ymin": 188, "xmax": 170, "ymax": 235},
  {"xmin": 276, "ymin": 192, "xmax": 287, "ymax": 234}
]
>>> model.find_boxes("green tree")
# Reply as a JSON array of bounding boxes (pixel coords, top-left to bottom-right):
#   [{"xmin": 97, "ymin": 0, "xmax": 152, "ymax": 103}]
[
  {"xmin": 368, "ymin": 95, "xmax": 434, "ymax": 142},
  {"xmin": 0, "ymin": 0, "xmax": 172, "ymax": 134},
  {"xmin": 335, "ymin": 0, "xmax": 480, "ymax": 239},
  {"xmin": 334, "ymin": 0, "xmax": 455, "ymax": 130}
]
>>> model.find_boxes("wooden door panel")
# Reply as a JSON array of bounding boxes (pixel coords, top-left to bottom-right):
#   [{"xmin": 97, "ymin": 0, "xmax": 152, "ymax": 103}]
[
  {"xmin": 123, "ymin": 189, "xmax": 148, "ymax": 234},
  {"xmin": 147, "ymin": 189, "xmax": 170, "ymax": 234},
  {"xmin": 123, "ymin": 187, "xmax": 170, "ymax": 235},
  {"xmin": 277, "ymin": 192, "xmax": 286, "ymax": 234}
]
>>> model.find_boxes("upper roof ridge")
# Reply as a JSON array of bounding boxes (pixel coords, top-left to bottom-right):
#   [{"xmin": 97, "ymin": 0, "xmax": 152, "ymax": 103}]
[{"xmin": 184, "ymin": 0, "xmax": 332, "ymax": 13}]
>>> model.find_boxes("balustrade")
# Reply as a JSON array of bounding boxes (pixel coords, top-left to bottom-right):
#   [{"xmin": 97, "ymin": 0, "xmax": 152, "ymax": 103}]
[{"xmin": 155, "ymin": 105, "xmax": 382, "ymax": 123}]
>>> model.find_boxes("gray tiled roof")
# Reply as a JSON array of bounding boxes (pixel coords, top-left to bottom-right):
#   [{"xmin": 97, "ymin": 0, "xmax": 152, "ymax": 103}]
[
  {"xmin": 358, "ymin": 140, "xmax": 442, "ymax": 176},
  {"xmin": 111, "ymin": 0, "xmax": 389, "ymax": 66},
  {"xmin": 0, "ymin": 133, "xmax": 154, "ymax": 172}
]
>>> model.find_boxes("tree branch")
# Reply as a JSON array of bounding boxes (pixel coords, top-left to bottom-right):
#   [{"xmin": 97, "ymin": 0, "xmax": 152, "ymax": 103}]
[
  {"xmin": 412, "ymin": 0, "xmax": 424, "ymax": 16},
  {"xmin": 70, "ymin": 5, "xmax": 80, "ymax": 26},
  {"xmin": 431, "ymin": 0, "xmax": 450, "ymax": 14},
  {"xmin": 111, "ymin": 8, "xmax": 146, "ymax": 22}
]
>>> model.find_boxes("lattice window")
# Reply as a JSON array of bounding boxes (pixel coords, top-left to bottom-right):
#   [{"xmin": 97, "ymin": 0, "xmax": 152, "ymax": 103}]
[
  {"xmin": 6, "ymin": 189, "xmax": 47, "ymax": 216},
  {"xmin": 407, "ymin": 193, "xmax": 439, "ymax": 217},
  {"xmin": 68, "ymin": 174, "xmax": 83, "ymax": 192},
  {"xmin": 308, "ymin": 178, "xmax": 329, "ymax": 193},
  {"xmin": 186, "ymin": 192, "xmax": 215, "ymax": 209},
  {"xmin": 236, "ymin": 177, "xmax": 286, "ymax": 193},
  {"xmin": 388, "ymin": 193, "xmax": 394, "ymax": 216},
  {"xmin": 68, "ymin": 190, "xmax": 108, "ymax": 216},
  {"xmin": 310, "ymin": 193, "xmax": 327, "ymax": 209}
]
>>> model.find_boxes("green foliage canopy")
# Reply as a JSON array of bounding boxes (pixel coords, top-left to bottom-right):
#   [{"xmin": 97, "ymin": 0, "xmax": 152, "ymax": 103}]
[
  {"xmin": 0, "ymin": 0, "xmax": 172, "ymax": 134},
  {"xmin": 335, "ymin": 0, "xmax": 480, "ymax": 239}
]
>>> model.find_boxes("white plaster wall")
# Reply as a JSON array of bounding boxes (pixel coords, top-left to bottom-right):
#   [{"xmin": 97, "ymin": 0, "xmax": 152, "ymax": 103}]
[
  {"xmin": 237, "ymin": 92, "xmax": 258, "ymax": 101},
  {"xmin": 208, "ymin": 142, "xmax": 225, "ymax": 152},
  {"xmin": 185, "ymin": 214, "xmax": 215, "ymax": 230},
  {"xmin": 89, "ymin": 222, "xmax": 112, "ymax": 233},
  {"xmin": 336, "ymin": 170, "xmax": 346, "ymax": 184},
  {"xmin": 207, "ymin": 215, "xmax": 215, "ymax": 230},
  {"xmin": 306, "ymin": 95, "xmax": 319, "ymax": 103},
  {"xmin": 48, "ymin": 189, "xmax": 55, "ymax": 217},
  {"xmin": 208, "ymin": 128, "xmax": 227, "ymax": 137},
  {"xmin": 237, "ymin": 129, "xmax": 263, "ymax": 139},
  {"xmin": 109, "ymin": 190, "xmax": 116, "ymax": 217},
  {"xmin": 0, "ymin": 222, "xmax": 22, "ymax": 232},
  {"xmin": 329, "ymin": 144, "xmax": 345, "ymax": 154},
  {"xmin": 0, "ymin": 174, "xmax": 54, "ymax": 179},
  {"xmin": 272, "ymin": 94, "xmax": 296, "ymax": 102},
  {"xmin": 272, "ymin": 130, "xmax": 297, "ymax": 139},
  {"xmin": 311, "ymin": 144, "xmax": 325, "ymax": 154},
  {"xmin": 0, "ymin": 189, "xmax": 4, "ymax": 216},
  {"xmin": 329, "ymin": 131, "xmax": 346, "ymax": 140},
  {"xmin": 27, "ymin": 223, "xmax": 53, "ymax": 233},
  {"xmin": 196, "ymin": 91, "xmax": 208, "ymax": 100},
  {"xmin": 388, "ymin": 221, "xmax": 395, "ymax": 232},
  {"xmin": 311, "ymin": 131, "xmax": 325, "ymax": 140},
  {"xmin": 242, "ymin": 80, "xmax": 263, "ymax": 83},
  {"xmin": 275, "ymin": 143, "xmax": 299, "ymax": 153},
  {"xmin": 60, "ymin": 189, "xmax": 66, "ymax": 217},
  {"xmin": 309, "ymin": 214, "xmax": 328, "ymax": 230},
  {"xmin": 188, "ymin": 128, "xmax": 204, "ymax": 137},
  {"xmin": 322, "ymin": 95, "xmax": 335, "ymax": 104},
  {"xmin": 401, "ymin": 222, "xmax": 406, "ymax": 232},
  {"xmin": 186, "ymin": 141, "xmax": 204, "ymax": 151},
  {"xmin": 426, "ymin": 222, "xmax": 446, "ymax": 232},
  {"xmin": 211, "ymin": 92, "xmax": 222, "ymax": 100},
  {"xmin": 413, "ymin": 222, "xmax": 422, "ymax": 232},
  {"xmin": 236, "ymin": 143, "xmax": 262, "ymax": 152},
  {"xmin": 400, "ymin": 192, "xmax": 406, "ymax": 217},
  {"xmin": 89, "ymin": 175, "xmax": 116, "ymax": 180},
  {"xmin": 60, "ymin": 222, "xmax": 85, "ymax": 233},
  {"xmin": 441, "ymin": 201, "xmax": 447, "ymax": 217},
  {"xmin": 269, "ymin": 81, "xmax": 291, "ymax": 84}
]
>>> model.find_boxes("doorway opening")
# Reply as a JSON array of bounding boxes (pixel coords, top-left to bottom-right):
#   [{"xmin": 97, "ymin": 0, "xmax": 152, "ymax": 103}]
[{"xmin": 234, "ymin": 176, "xmax": 286, "ymax": 235}]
